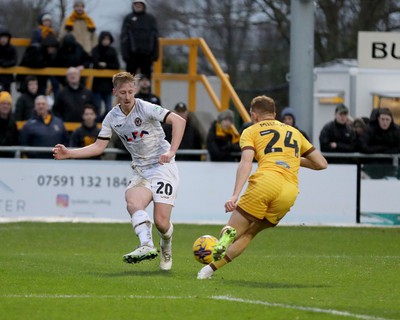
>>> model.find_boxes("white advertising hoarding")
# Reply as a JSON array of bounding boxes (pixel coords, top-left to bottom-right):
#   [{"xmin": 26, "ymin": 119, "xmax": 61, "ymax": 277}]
[{"xmin": 0, "ymin": 159, "xmax": 358, "ymax": 225}]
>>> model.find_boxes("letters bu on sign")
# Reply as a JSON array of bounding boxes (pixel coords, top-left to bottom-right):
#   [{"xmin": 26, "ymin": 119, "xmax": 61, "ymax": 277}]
[{"xmin": 358, "ymin": 31, "xmax": 400, "ymax": 69}]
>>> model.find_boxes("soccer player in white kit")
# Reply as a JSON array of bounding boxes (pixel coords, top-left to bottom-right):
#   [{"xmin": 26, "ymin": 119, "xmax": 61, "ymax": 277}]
[{"xmin": 53, "ymin": 72, "xmax": 186, "ymax": 271}]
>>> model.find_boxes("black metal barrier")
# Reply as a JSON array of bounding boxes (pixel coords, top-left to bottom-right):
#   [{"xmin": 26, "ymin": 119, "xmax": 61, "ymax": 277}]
[{"xmin": 321, "ymin": 152, "xmax": 399, "ymax": 223}]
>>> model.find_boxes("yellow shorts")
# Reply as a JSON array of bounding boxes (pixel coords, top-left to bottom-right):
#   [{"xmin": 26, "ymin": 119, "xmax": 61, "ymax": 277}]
[{"xmin": 237, "ymin": 170, "xmax": 299, "ymax": 225}]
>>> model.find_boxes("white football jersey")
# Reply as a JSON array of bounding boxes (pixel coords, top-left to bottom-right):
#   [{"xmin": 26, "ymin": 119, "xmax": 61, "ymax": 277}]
[{"xmin": 99, "ymin": 99, "xmax": 171, "ymax": 167}]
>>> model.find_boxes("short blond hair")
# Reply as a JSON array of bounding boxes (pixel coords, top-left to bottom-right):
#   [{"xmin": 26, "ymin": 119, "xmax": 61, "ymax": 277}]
[
  {"xmin": 250, "ymin": 95, "xmax": 276, "ymax": 114},
  {"xmin": 112, "ymin": 72, "xmax": 140, "ymax": 88}
]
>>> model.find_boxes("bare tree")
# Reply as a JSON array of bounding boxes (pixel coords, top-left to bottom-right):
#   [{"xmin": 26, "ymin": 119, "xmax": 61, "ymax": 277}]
[{"xmin": 0, "ymin": 0, "xmax": 53, "ymax": 38}]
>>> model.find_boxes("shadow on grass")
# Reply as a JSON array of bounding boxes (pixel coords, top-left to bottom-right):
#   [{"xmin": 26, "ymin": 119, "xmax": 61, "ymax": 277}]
[{"xmin": 224, "ymin": 280, "xmax": 329, "ymax": 289}]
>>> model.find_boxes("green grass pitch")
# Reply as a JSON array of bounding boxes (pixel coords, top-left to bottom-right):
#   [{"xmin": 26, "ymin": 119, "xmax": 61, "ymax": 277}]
[{"xmin": 0, "ymin": 223, "xmax": 399, "ymax": 320}]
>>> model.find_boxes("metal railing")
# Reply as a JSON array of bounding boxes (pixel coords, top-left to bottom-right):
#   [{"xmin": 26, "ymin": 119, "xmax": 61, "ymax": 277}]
[{"xmin": 0, "ymin": 146, "xmax": 209, "ymax": 159}]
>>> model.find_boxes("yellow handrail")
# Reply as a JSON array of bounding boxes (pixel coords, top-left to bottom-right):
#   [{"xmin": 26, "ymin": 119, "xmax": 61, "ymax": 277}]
[{"xmin": 153, "ymin": 38, "xmax": 251, "ymax": 122}]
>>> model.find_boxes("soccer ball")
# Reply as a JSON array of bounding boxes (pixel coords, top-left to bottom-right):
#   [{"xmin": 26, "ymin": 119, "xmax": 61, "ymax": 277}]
[{"xmin": 192, "ymin": 235, "xmax": 218, "ymax": 264}]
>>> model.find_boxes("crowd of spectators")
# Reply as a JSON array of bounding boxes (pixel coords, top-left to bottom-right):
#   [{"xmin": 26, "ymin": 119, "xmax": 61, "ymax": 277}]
[
  {"xmin": 1, "ymin": 0, "xmax": 400, "ymax": 161},
  {"xmin": 319, "ymin": 104, "xmax": 400, "ymax": 155}
]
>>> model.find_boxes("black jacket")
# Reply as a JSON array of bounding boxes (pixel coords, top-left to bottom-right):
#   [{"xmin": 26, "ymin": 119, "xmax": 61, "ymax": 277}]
[
  {"xmin": 0, "ymin": 27, "xmax": 17, "ymax": 89},
  {"xmin": 120, "ymin": 10, "xmax": 159, "ymax": 62},
  {"xmin": 163, "ymin": 114, "xmax": 203, "ymax": 161},
  {"xmin": 206, "ymin": 120, "xmax": 241, "ymax": 162},
  {"xmin": 15, "ymin": 92, "xmax": 37, "ymax": 121},
  {"xmin": 359, "ymin": 123, "xmax": 400, "ymax": 154},
  {"xmin": 53, "ymin": 84, "xmax": 94, "ymax": 122},
  {"xmin": 319, "ymin": 120, "xmax": 356, "ymax": 152},
  {"xmin": 55, "ymin": 34, "xmax": 91, "ymax": 69},
  {"xmin": 91, "ymin": 31, "xmax": 120, "ymax": 93}
]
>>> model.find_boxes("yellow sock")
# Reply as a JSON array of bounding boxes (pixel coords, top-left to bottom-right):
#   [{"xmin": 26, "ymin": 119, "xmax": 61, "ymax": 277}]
[{"xmin": 210, "ymin": 255, "xmax": 232, "ymax": 271}]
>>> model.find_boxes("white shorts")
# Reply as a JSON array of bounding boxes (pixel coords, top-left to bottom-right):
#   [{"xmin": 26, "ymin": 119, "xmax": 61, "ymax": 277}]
[{"xmin": 126, "ymin": 162, "xmax": 179, "ymax": 205}]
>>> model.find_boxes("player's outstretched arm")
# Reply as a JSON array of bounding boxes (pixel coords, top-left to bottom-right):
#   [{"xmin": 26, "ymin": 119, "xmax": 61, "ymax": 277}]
[
  {"xmin": 301, "ymin": 149, "xmax": 328, "ymax": 170},
  {"xmin": 53, "ymin": 139, "xmax": 109, "ymax": 160}
]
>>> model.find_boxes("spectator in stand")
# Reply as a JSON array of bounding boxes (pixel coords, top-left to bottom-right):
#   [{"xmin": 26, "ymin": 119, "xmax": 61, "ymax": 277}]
[
  {"xmin": 0, "ymin": 27, "xmax": 17, "ymax": 92},
  {"xmin": 121, "ymin": 0, "xmax": 159, "ymax": 78},
  {"xmin": 15, "ymin": 76, "xmax": 39, "ymax": 121},
  {"xmin": 17, "ymin": 42, "xmax": 47, "ymax": 94},
  {"xmin": 207, "ymin": 109, "xmax": 241, "ymax": 162},
  {"xmin": 319, "ymin": 104, "xmax": 356, "ymax": 152},
  {"xmin": 53, "ymin": 67, "xmax": 94, "ymax": 122},
  {"xmin": 352, "ymin": 117, "xmax": 367, "ymax": 152},
  {"xmin": 41, "ymin": 34, "xmax": 60, "ymax": 96},
  {"xmin": 20, "ymin": 95, "xmax": 68, "ymax": 159},
  {"xmin": 280, "ymin": 107, "xmax": 310, "ymax": 141},
  {"xmin": 360, "ymin": 108, "xmax": 400, "ymax": 154},
  {"xmin": 163, "ymin": 102, "xmax": 204, "ymax": 161},
  {"xmin": 0, "ymin": 91, "xmax": 18, "ymax": 157},
  {"xmin": 55, "ymin": 33, "xmax": 91, "ymax": 70},
  {"xmin": 69, "ymin": 105, "xmax": 101, "ymax": 159},
  {"xmin": 31, "ymin": 13, "xmax": 56, "ymax": 45},
  {"xmin": 55, "ymin": 34, "xmax": 91, "ymax": 86},
  {"xmin": 134, "ymin": 74, "xmax": 161, "ymax": 105},
  {"xmin": 91, "ymin": 31, "xmax": 120, "ymax": 120},
  {"xmin": 59, "ymin": 0, "xmax": 97, "ymax": 56}
]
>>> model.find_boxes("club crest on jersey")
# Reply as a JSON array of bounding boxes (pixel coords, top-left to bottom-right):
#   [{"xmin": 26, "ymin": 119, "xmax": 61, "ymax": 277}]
[
  {"xmin": 134, "ymin": 117, "xmax": 142, "ymax": 126},
  {"xmin": 121, "ymin": 131, "xmax": 149, "ymax": 142}
]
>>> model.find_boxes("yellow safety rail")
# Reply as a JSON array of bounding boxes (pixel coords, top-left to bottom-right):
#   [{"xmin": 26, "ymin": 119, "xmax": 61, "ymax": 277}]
[
  {"xmin": 153, "ymin": 38, "xmax": 250, "ymax": 122},
  {"xmin": 6, "ymin": 37, "xmax": 250, "ymax": 122}
]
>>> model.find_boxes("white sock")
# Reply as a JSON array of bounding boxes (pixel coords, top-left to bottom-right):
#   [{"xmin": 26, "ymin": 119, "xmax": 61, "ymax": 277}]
[
  {"xmin": 158, "ymin": 223, "xmax": 173, "ymax": 249},
  {"xmin": 131, "ymin": 210, "xmax": 154, "ymax": 247}
]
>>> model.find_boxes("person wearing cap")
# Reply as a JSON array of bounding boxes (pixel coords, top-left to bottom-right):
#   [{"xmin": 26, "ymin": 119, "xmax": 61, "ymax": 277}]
[
  {"xmin": 59, "ymin": 0, "xmax": 97, "ymax": 55},
  {"xmin": 163, "ymin": 102, "xmax": 204, "ymax": 161},
  {"xmin": 0, "ymin": 91, "xmax": 19, "ymax": 157},
  {"xmin": 319, "ymin": 104, "xmax": 356, "ymax": 152},
  {"xmin": 31, "ymin": 13, "xmax": 56, "ymax": 45},
  {"xmin": 280, "ymin": 107, "xmax": 310, "ymax": 141},
  {"xmin": 120, "ymin": 0, "xmax": 159, "ymax": 78},
  {"xmin": 206, "ymin": 109, "xmax": 241, "ymax": 161},
  {"xmin": 0, "ymin": 27, "xmax": 17, "ymax": 92},
  {"xmin": 134, "ymin": 74, "xmax": 161, "ymax": 105}
]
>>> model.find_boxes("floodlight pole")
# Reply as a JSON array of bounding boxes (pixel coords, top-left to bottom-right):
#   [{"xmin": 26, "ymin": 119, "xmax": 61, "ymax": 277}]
[{"xmin": 289, "ymin": 0, "xmax": 315, "ymax": 139}]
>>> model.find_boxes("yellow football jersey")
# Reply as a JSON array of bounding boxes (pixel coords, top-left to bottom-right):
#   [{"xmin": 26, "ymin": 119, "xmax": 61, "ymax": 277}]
[{"xmin": 240, "ymin": 120, "xmax": 315, "ymax": 185}]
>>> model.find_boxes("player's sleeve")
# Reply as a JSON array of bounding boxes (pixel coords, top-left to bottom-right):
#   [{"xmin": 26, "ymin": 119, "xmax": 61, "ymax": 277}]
[
  {"xmin": 299, "ymin": 133, "xmax": 315, "ymax": 157},
  {"xmin": 145, "ymin": 101, "xmax": 169, "ymax": 122},
  {"xmin": 239, "ymin": 128, "xmax": 255, "ymax": 152},
  {"xmin": 97, "ymin": 113, "xmax": 112, "ymax": 140}
]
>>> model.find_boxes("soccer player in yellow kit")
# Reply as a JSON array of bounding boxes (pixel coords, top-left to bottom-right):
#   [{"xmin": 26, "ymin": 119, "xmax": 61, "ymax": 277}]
[{"xmin": 198, "ymin": 95, "xmax": 328, "ymax": 279}]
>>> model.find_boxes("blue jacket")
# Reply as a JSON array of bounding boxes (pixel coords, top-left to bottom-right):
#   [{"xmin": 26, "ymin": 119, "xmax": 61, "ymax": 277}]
[{"xmin": 20, "ymin": 113, "xmax": 69, "ymax": 158}]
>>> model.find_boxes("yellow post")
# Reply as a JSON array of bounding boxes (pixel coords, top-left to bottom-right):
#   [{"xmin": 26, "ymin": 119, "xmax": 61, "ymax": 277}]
[
  {"xmin": 220, "ymin": 74, "xmax": 230, "ymax": 111},
  {"xmin": 153, "ymin": 43, "xmax": 163, "ymax": 99},
  {"xmin": 188, "ymin": 40, "xmax": 198, "ymax": 112}
]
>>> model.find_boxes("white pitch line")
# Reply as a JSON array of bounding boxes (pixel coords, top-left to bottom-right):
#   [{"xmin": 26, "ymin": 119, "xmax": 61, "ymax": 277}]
[
  {"xmin": 0, "ymin": 294, "xmax": 394, "ymax": 320},
  {"xmin": 212, "ymin": 296, "xmax": 393, "ymax": 320}
]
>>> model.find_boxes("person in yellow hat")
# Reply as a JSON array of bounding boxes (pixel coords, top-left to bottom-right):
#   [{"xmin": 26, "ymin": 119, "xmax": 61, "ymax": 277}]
[{"xmin": 0, "ymin": 91, "xmax": 19, "ymax": 157}]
